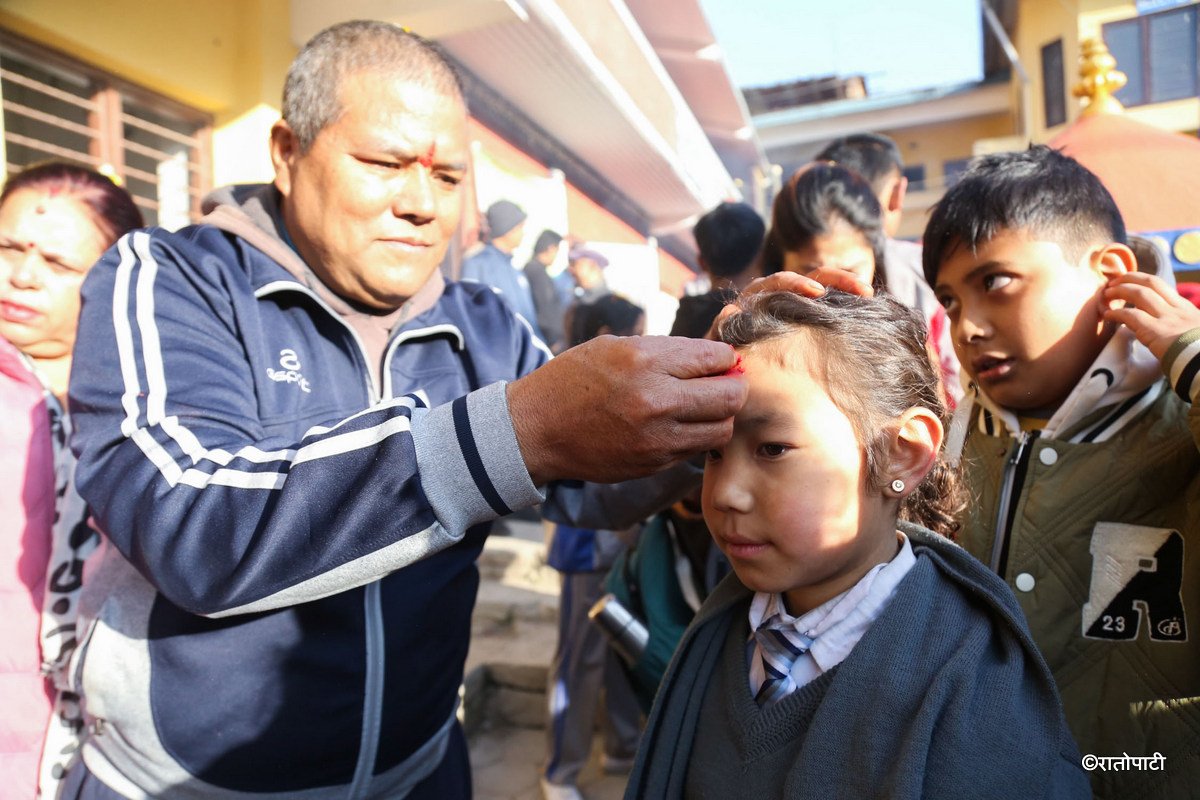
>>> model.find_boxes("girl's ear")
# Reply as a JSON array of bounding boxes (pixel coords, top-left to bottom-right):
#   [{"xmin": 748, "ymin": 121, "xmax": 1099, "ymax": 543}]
[{"xmin": 887, "ymin": 407, "xmax": 943, "ymax": 496}]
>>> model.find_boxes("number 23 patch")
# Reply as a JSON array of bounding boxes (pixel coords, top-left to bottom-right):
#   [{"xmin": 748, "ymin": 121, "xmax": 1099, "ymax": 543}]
[{"xmin": 1083, "ymin": 523, "xmax": 1187, "ymax": 642}]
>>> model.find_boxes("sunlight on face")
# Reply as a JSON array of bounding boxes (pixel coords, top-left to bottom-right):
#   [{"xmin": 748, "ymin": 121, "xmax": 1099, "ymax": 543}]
[
  {"xmin": 0, "ymin": 189, "xmax": 108, "ymax": 358},
  {"xmin": 933, "ymin": 229, "xmax": 1111, "ymax": 417},
  {"xmin": 701, "ymin": 336, "xmax": 899, "ymax": 615},
  {"xmin": 275, "ymin": 72, "xmax": 469, "ymax": 310}
]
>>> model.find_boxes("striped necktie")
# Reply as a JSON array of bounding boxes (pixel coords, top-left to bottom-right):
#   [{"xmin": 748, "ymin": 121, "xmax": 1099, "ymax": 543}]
[{"xmin": 753, "ymin": 614, "xmax": 815, "ymax": 708}]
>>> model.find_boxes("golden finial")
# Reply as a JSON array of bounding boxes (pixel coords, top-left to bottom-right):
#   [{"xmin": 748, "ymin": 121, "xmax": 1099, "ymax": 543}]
[{"xmin": 1072, "ymin": 36, "xmax": 1126, "ymax": 116}]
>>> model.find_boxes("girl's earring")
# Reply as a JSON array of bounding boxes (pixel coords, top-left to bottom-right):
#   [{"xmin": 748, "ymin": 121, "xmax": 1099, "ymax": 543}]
[{"xmin": 890, "ymin": 479, "xmax": 905, "ymax": 494}]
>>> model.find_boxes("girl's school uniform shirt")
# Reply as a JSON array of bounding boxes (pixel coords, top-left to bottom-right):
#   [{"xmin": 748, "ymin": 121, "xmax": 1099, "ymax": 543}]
[{"xmin": 747, "ymin": 533, "xmax": 915, "ymax": 696}]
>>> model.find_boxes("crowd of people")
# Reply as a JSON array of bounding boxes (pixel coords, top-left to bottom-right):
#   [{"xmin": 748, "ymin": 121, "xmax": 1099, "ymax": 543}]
[{"xmin": 2, "ymin": 17, "xmax": 1198, "ymax": 800}]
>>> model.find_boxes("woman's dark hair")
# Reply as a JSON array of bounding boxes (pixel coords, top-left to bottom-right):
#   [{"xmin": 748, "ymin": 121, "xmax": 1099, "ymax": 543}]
[
  {"xmin": 771, "ymin": 162, "xmax": 887, "ymax": 292},
  {"xmin": 1, "ymin": 162, "xmax": 143, "ymax": 245},
  {"xmin": 715, "ymin": 290, "xmax": 963, "ymax": 537},
  {"xmin": 569, "ymin": 293, "xmax": 644, "ymax": 347}
]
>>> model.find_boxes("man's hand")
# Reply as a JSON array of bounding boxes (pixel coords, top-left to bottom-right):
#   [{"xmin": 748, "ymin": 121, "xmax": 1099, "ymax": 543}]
[
  {"xmin": 1103, "ymin": 273, "xmax": 1200, "ymax": 360},
  {"xmin": 508, "ymin": 336, "xmax": 747, "ymax": 484},
  {"xmin": 708, "ymin": 267, "xmax": 875, "ymax": 337}
]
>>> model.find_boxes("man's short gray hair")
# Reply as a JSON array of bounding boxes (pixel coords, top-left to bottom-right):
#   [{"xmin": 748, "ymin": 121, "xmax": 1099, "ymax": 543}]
[{"xmin": 283, "ymin": 20, "xmax": 464, "ymax": 151}]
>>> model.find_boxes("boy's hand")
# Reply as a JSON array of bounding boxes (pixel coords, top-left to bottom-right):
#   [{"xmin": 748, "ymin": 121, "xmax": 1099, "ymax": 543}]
[{"xmin": 1103, "ymin": 273, "xmax": 1200, "ymax": 360}]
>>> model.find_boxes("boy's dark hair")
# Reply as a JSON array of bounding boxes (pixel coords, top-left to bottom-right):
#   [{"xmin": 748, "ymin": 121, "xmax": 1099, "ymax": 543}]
[
  {"xmin": 570, "ymin": 294, "xmax": 644, "ymax": 347},
  {"xmin": 716, "ymin": 290, "xmax": 963, "ymax": 537},
  {"xmin": 532, "ymin": 229, "xmax": 562, "ymax": 256},
  {"xmin": 772, "ymin": 162, "xmax": 887, "ymax": 291},
  {"xmin": 922, "ymin": 145, "xmax": 1127, "ymax": 285},
  {"xmin": 693, "ymin": 202, "xmax": 765, "ymax": 279},
  {"xmin": 814, "ymin": 133, "xmax": 903, "ymax": 196}
]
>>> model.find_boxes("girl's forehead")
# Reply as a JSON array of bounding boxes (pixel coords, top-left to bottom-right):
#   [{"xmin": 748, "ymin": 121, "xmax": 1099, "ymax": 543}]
[{"xmin": 737, "ymin": 331, "xmax": 818, "ymax": 369}]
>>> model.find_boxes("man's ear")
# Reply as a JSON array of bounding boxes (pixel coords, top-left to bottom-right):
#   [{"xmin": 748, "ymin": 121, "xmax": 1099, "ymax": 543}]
[
  {"xmin": 1092, "ymin": 242, "xmax": 1137, "ymax": 280},
  {"xmin": 887, "ymin": 407, "xmax": 943, "ymax": 496},
  {"xmin": 269, "ymin": 120, "xmax": 300, "ymax": 198},
  {"xmin": 887, "ymin": 175, "xmax": 907, "ymax": 214}
]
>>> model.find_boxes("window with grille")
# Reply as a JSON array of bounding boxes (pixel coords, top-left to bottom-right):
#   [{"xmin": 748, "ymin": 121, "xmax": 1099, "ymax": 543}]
[
  {"xmin": 942, "ymin": 158, "xmax": 972, "ymax": 188},
  {"xmin": 902, "ymin": 164, "xmax": 926, "ymax": 192},
  {"xmin": 1041, "ymin": 39, "xmax": 1067, "ymax": 128},
  {"xmin": 0, "ymin": 31, "xmax": 211, "ymax": 230},
  {"xmin": 1103, "ymin": 3, "xmax": 1200, "ymax": 108}
]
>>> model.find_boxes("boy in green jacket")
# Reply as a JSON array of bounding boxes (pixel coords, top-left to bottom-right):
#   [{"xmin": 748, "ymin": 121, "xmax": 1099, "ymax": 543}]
[{"xmin": 925, "ymin": 145, "xmax": 1200, "ymax": 799}]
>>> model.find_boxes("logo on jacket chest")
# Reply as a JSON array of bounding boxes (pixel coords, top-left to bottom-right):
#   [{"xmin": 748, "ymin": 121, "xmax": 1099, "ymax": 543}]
[
  {"xmin": 266, "ymin": 348, "xmax": 311, "ymax": 393},
  {"xmin": 1083, "ymin": 523, "xmax": 1187, "ymax": 642}
]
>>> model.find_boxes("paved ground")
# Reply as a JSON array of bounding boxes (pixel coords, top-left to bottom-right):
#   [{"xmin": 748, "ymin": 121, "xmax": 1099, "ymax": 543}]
[
  {"xmin": 466, "ymin": 509, "xmax": 632, "ymax": 800},
  {"xmin": 470, "ymin": 725, "xmax": 629, "ymax": 800}
]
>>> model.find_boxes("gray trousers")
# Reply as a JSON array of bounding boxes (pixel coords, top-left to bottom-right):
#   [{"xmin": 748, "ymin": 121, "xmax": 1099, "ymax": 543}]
[{"xmin": 543, "ymin": 570, "xmax": 642, "ymax": 786}]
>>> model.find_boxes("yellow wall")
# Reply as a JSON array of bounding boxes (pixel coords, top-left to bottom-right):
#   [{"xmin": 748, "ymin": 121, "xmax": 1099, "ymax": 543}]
[
  {"xmin": 1015, "ymin": 0, "xmax": 1082, "ymax": 137},
  {"xmin": 0, "ymin": 0, "xmax": 295, "ymax": 185},
  {"xmin": 1018, "ymin": 0, "xmax": 1199, "ymax": 140},
  {"xmin": 884, "ymin": 113, "xmax": 1015, "ymax": 239}
]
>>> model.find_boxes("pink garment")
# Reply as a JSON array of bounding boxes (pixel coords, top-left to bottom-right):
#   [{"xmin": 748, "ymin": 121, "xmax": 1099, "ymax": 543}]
[{"xmin": 0, "ymin": 338, "xmax": 55, "ymax": 799}]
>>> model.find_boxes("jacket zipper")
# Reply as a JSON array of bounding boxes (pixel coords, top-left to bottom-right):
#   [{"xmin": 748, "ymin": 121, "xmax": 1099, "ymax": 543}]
[
  {"xmin": 349, "ymin": 336, "xmax": 384, "ymax": 800},
  {"xmin": 256, "ymin": 281, "xmax": 385, "ymax": 798},
  {"xmin": 989, "ymin": 430, "xmax": 1037, "ymax": 576}
]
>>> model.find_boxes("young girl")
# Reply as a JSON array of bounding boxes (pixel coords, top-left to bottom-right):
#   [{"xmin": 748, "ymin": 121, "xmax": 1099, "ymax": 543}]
[{"xmin": 625, "ymin": 290, "xmax": 1089, "ymax": 799}]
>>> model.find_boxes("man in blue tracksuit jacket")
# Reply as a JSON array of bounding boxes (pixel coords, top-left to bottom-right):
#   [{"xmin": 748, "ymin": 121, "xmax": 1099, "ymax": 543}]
[{"xmin": 60, "ymin": 22, "xmax": 749, "ymax": 800}]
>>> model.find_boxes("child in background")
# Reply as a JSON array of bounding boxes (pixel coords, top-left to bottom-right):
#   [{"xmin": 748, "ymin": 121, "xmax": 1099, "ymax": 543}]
[
  {"xmin": 813, "ymin": 133, "xmax": 961, "ymax": 402},
  {"xmin": 766, "ymin": 162, "xmax": 958, "ymax": 404},
  {"xmin": 626, "ymin": 290, "xmax": 1088, "ymax": 799},
  {"xmin": 925, "ymin": 145, "xmax": 1200, "ymax": 799},
  {"xmin": 543, "ymin": 293, "xmax": 646, "ymax": 800},
  {"xmin": 765, "ymin": 161, "xmax": 886, "ymax": 291}
]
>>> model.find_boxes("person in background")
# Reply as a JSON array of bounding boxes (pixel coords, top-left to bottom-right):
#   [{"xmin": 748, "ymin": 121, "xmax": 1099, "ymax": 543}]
[
  {"xmin": 767, "ymin": 161, "xmax": 887, "ymax": 292},
  {"xmin": 767, "ymin": 161, "xmax": 957, "ymax": 405},
  {"xmin": 627, "ymin": 290, "xmax": 1089, "ymax": 799},
  {"xmin": 815, "ymin": 132, "xmax": 960, "ymax": 400},
  {"xmin": 0, "ymin": 161, "xmax": 143, "ymax": 798},
  {"xmin": 0, "ymin": 335, "xmax": 55, "ymax": 800},
  {"xmin": 543, "ymin": 293, "xmax": 646, "ymax": 800},
  {"xmin": 461, "ymin": 198, "xmax": 540, "ymax": 329},
  {"xmin": 926, "ymin": 145, "xmax": 1200, "ymax": 799},
  {"xmin": 524, "ymin": 229, "xmax": 567, "ymax": 351},
  {"xmin": 560, "ymin": 245, "xmax": 611, "ymax": 348},
  {"xmin": 566, "ymin": 244, "xmax": 609, "ymax": 305},
  {"xmin": 670, "ymin": 202, "xmax": 764, "ymax": 339}
]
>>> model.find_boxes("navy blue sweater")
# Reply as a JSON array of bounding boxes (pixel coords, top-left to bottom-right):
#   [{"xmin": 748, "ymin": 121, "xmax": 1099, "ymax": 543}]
[{"xmin": 626, "ymin": 525, "xmax": 1092, "ymax": 799}]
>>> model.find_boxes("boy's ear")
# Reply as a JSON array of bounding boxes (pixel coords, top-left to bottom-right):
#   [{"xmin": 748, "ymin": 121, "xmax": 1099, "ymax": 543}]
[
  {"xmin": 1092, "ymin": 242, "xmax": 1137, "ymax": 280},
  {"xmin": 887, "ymin": 407, "xmax": 943, "ymax": 495}
]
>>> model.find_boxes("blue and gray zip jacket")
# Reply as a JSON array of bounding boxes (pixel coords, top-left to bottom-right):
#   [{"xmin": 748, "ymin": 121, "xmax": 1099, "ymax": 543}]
[{"xmin": 66, "ymin": 185, "xmax": 693, "ymax": 798}]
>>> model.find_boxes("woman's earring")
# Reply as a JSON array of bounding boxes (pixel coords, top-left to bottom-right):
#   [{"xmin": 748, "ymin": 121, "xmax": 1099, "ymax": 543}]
[{"xmin": 890, "ymin": 479, "xmax": 905, "ymax": 494}]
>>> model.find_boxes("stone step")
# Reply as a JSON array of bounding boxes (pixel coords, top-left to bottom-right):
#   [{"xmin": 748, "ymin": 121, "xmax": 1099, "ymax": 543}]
[{"xmin": 463, "ymin": 529, "xmax": 561, "ymax": 736}]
